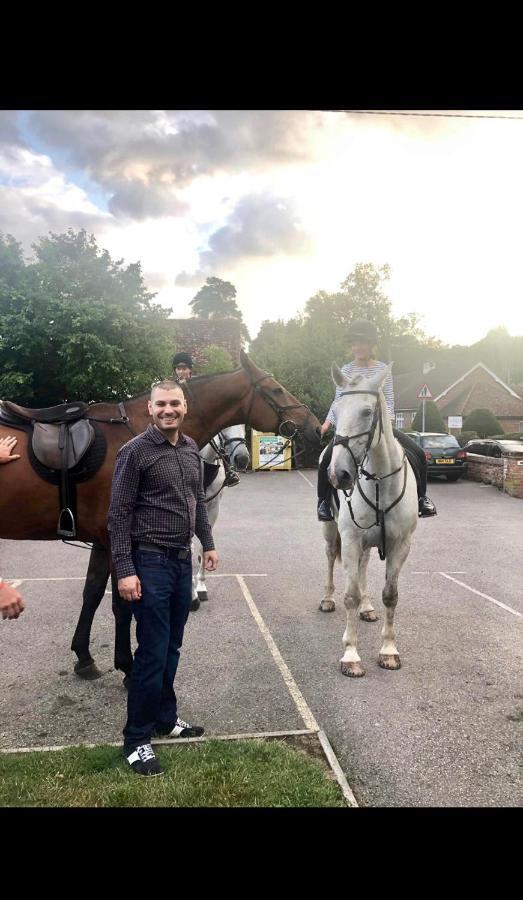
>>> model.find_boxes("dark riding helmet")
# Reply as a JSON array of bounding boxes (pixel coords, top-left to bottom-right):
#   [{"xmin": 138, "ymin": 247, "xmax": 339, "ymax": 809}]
[
  {"xmin": 172, "ymin": 351, "xmax": 193, "ymax": 369},
  {"xmin": 346, "ymin": 319, "xmax": 379, "ymax": 344}
]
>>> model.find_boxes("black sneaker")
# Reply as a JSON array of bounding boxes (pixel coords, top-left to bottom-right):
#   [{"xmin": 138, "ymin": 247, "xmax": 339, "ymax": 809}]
[
  {"xmin": 125, "ymin": 743, "xmax": 164, "ymax": 777},
  {"xmin": 159, "ymin": 716, "xmax": 205, "ymax": 739},
  {"xmin": 419, "ymin": 496, "xmax": 437, "ymax": 517},
  {"xmin": 317, "ymin": 498, "xmax": 334, "ymax": 521}
]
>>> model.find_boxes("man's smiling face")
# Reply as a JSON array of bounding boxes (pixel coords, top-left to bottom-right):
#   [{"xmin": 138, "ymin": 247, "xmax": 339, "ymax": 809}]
[{"xmin": 148, "ymin": 384, "xmax": 187, "ymax": 437}]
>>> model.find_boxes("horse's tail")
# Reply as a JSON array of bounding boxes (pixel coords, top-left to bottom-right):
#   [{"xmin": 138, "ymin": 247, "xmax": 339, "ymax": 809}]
[{"xmin": 336, "ymin": 530, "xmax": 342, "ymax": 562}]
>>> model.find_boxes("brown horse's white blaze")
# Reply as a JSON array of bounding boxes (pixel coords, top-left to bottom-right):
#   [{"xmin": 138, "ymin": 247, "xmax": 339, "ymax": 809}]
[{"xmin": 321, "ymin": 362, "xmax": 418, "ymax": 676}]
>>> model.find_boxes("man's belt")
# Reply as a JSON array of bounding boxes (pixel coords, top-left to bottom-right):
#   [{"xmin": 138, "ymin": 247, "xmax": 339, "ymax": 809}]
[{"xmin": 134, "ymin": 541, "xmax": 191, "ymax": 560}]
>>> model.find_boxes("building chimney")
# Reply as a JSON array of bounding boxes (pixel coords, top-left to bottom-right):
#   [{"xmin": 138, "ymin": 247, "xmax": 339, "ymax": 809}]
[{"xmin": 423, "ymin": 361, "xmax": 436, "ymax": 375}]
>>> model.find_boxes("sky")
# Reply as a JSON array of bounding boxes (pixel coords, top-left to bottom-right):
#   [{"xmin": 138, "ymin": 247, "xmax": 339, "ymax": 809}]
[{"xmin": 1, "ymin": 108, "xmax": 522, "ymax": 346}]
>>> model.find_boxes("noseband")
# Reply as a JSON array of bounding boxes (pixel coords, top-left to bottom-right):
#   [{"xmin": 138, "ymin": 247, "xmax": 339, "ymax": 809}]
[{"xmin": 331, "ymin": 389, "xmax": 407, "ymax": 561}]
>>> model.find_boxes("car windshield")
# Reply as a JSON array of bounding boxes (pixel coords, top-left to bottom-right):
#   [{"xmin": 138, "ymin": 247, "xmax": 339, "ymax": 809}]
[{"xmin": 421, "ymin": 435, "xmax": 459, "ymax": 449}]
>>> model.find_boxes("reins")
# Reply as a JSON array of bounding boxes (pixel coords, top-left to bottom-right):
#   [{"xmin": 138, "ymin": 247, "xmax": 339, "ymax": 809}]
[{"xmin": 334, "ymin": 389, "xmax": 408, "ymax": 561}]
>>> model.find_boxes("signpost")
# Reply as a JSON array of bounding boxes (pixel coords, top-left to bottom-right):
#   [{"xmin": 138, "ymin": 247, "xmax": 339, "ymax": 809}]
[{"xmin": 417, "ymin": 384, "xmax": 433, "ymax": 432}]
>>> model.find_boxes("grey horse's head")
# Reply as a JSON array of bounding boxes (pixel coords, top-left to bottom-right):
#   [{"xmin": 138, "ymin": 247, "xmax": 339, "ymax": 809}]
[
  {"xmin": 221, "ymin": 425, "xmax": 250, "ymax": 472},
  {"xmin": 328, "ymin": 363, "xmax": 393, "ymax": 491}
]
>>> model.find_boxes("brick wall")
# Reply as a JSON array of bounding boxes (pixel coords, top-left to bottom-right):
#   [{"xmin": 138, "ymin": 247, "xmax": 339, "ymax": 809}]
[
  {"xmin": 466, "ymin": 452, "xmax": 523, "ymax": 498},
  {"xmin": 166, "ymin": 318, "xmax": 242, "ymax": 368}
]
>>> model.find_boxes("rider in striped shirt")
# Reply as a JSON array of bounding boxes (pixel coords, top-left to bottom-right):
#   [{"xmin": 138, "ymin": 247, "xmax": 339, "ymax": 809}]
[{"xmin": 317, "ymin": 320, "xmax": 437, "ymax": 521}]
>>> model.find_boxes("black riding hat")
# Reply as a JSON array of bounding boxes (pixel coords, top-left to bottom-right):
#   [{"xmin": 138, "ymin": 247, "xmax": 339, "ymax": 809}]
[
  {"xmin": 346, "ymin": 320, "xmax": 379, "ymax": 344},
  {"xmin": 172, "ymin": 351, "xmax": 193, "ymax": 369}
]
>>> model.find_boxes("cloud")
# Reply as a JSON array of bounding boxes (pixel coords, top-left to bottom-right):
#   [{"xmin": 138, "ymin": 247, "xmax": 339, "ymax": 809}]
[
  {"xmin": 175, "ymin": 192, "xmax": 313, "ymax": 283},
  {"xmin": 0, "ymin": 145, "xmax": 109, "ymax": 250},
  {"xmin": 26, "ymin": 110, "xmax": 326, "ymax": 220},
  {"xmin": 0, "ymin": 111, "xmax": 24, "ymax": 146},
  {"xmin": 108, "ymin": 181, "xmax": 188, "ymax": 219}
]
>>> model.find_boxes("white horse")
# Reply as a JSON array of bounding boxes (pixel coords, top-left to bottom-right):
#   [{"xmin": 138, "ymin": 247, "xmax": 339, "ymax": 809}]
[
  {"xmin": 320, "ymin": 363, "xmax": 418, "ymax": 676},
  {"xmin": 191, "ymin": 424, "xmax": 250, "ymax": 610}
]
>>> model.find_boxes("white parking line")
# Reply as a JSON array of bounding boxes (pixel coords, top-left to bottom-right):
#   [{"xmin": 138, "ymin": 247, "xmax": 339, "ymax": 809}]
[
  {"xmin": 235, "ymin": 575, "xmax": 319, "ymax": 732},
  {"xmin": 297, "ymin": 470, "xmax": 315, "ymax": 489},
  {"xmin": 439, "ymin": 572, "xmax": 523, "ymax": 619}
]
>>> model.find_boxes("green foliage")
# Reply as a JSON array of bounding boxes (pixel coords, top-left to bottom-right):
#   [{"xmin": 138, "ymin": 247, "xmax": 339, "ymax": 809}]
[
  {"xmin": 411, "ymin": 399, "xmax": 447, "ymax": 432},
  {"xmin": 457, "ymin": 430, "xmax": 478, "ymax": 446},
  {"xmin": 490, "ymin": 432, "xmax": 523, "ymax": 441},
  {"xmin": 463, "ymin": 408, "xmax": 504, "ymax": 438},
  {"xmin": 0, "ymin": 229, "xmax": 174, "ymax": 405},
  {"xmin": 189, "ymin": 276, "xmax": 250, "ymax": 344},
  {"xmin": 197, "ymin": 344, "xmax": 235, "ymax": 376}
]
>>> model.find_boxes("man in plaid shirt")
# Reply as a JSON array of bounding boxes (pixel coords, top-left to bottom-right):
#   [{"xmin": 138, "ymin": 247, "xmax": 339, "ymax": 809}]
[{"xmin": 108, "ymin": 379, "xmax": 219, "ymax": 777}]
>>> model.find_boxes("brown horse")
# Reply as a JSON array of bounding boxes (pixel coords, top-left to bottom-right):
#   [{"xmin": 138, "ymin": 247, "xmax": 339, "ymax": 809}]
[{"xmin": 0, "ymin": 351, "xmax": 321, "ymax": 675}]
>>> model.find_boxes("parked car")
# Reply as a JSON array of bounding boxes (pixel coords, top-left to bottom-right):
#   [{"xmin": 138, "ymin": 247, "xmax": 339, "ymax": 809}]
[
  {"xmin": 463, "ymin": 438, "xmax": 523, "ymax": 457},
  {"xmin": 404, "ymin": 432, "xmax": 468, "ymax": 481}
]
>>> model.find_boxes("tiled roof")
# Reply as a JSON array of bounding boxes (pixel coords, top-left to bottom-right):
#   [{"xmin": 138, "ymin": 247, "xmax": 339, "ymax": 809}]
[{"xmin": 395, "ymin": 363, "xmax": 523, "ymax": 417}]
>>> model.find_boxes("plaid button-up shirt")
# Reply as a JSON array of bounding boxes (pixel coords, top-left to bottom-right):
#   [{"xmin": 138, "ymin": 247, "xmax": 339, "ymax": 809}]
[{"xmin": 108, "ymin": 424, "xmax": 215, "ymax": 579}]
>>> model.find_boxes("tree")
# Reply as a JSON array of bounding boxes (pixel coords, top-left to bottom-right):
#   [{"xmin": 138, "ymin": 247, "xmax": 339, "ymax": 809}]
[
  {"xmin": 463, "ymin": 408, "xmax": 504, "ymax": 438},
  {"xmin": 0, "ymin": 229, "xmax": 174, "ymax": 405},
  {"xmin": 411, "ymin": 399, "xmax": 447, "ymax": 432},
  {"xmin": 197, "ymin": 345, "xmax": 234, "ymax": 376},
  {"xmin": 189, "ymin": 277, "xmax": 250, "ymax": 343},
  {"xmin": 250, "ymin": 262, "xmax": 438, "ymax": 425}
]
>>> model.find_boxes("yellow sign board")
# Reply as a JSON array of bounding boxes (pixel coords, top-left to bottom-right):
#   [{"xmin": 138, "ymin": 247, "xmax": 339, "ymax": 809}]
[{"xmin": 251, "ymin": 430, "xmax": 292, "ymax": 471}]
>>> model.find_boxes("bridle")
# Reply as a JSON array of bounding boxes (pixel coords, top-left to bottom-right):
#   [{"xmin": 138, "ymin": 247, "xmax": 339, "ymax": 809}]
[
  {"xmin": 333, "ymin": 389, "xmax": 407, "ymax": 561},
  {"xmin": 183, "ymin": 367, "xmax": 317, "ymax": 461}
]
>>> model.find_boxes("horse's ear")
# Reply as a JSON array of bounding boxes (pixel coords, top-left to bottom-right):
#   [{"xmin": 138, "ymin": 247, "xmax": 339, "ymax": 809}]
[
  {"xmin": 240, "ymin": 349, "xmax": 256, "ymax": 372},
  {"xmin": 331, "ymin": 363, "xmax": 348, "ymax": 388}
]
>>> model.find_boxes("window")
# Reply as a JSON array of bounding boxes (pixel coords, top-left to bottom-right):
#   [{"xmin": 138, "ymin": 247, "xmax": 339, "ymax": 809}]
[{"xmin": 395, "ymin": 413, "xmax": 405, "ymax": 429}]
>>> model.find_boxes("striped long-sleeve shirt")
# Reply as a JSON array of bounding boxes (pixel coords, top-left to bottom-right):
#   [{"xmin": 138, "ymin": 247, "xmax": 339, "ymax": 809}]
[
  {"xmin": 326, "ymin": 361, "xmax": 395, "ymax": 426},
  {"xmin": 108, "ymin": 424, "xmax": 214, "ymax": 580}
]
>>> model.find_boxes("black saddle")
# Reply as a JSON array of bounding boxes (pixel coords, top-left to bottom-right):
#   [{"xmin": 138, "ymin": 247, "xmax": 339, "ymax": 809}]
[
  {"xmin": 0, "ymin": 399, "xmax": 98, "ymax": 539},
  {"xmin": 2, "ymin": 399, "xmax": 89, "ymax": 424}
]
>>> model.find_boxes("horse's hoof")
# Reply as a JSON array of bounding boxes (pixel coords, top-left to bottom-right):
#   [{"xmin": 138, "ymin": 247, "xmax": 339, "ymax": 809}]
[
  {"xmin": 379, "ymin": 654, "xmax": 401, "ymax": 670},
  {"xmin": 359, "ymin": 610, "xmax": 378, "ymax": 622},
  {"xmin": 74, "ymin": 660, "xmax": 103, "ymax": 680},
  {"xmin": 319, "ymin": 600, "xmax": 336, "ymax": 612},
  {"xmin": 190, "ymin": 597, "xmax": 200, "ymax": 611},
  {"xmin": 340, "ymin": 660, "xmax": 365, "ymax": 677},
  {"xmin": 197, "ymin": 591, "xmax": 208, "ymax": 601}
]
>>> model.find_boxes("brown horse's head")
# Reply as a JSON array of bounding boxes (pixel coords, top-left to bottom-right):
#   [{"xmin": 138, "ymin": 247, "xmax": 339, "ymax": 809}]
[{"xmin": 239, "ymin": 351, "xmax": 321, "ymax": 448}]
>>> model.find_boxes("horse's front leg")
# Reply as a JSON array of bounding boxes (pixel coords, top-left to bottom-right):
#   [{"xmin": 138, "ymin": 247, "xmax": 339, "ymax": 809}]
[
  {"xmin": 320, "ymin": 520, "xmax": 338, "ymax": 612},
  {"xmin": 379, "ymin": 537, "xmax": 411, "ymax": 670},
  {"xmin": 340, "ymin": 540, "xmax": 365, "ymax": 677},
  {"xmin": 357, "ymin": 547, "xmax": 377, "ymax": 622},
  {"xmin": 195, "ymin": 548, "xmax": 208, "ymax": 601},
  {"xmin": 190, "ymin": 538, "xmax": 200, "ymax": 611}
]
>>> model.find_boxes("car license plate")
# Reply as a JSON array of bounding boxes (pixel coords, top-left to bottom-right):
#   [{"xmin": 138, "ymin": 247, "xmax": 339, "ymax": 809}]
[{"xmin": 435, "ymin": 459, "xmax": 454, "ymax": 464}]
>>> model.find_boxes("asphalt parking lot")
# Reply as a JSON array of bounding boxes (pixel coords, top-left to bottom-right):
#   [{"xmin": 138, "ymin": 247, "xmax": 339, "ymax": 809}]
[{"xmin": 0, "ymin": 471, "xmax": 521, "ymax": 807}]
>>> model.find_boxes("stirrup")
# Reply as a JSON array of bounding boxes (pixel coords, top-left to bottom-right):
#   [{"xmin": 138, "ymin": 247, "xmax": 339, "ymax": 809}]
[
  {"xmin": 58, "ymin": 508, "xmax": 76, "ymax": 538},
  {"xmin": 224, "ymin": 470, "xmax": 241, "ymax": 487}
]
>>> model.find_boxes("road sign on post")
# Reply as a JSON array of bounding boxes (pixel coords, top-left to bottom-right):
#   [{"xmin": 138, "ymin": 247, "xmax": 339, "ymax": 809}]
[{"xmin": 417, "ymin": 385, "xmax": 433, "ymax": 432}]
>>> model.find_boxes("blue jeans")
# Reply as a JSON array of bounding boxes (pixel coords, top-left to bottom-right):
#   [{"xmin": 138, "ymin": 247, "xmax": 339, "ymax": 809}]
[{"xmin": 123, "ymin": 549, "xmax": 193, "ymax": 751}]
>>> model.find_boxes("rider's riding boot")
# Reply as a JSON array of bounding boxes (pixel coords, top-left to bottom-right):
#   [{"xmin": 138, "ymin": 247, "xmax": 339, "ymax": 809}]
[
  {"xmin": 224, "ymin": 470, "xmax": 241, "ymax": 487},
  {"xmin": 317, "ymin": 496, "xmax": 334, "ymax": 522},
  {"xmin": 419, "ymin": 495, "xmax": 437, "ymax": 517}
]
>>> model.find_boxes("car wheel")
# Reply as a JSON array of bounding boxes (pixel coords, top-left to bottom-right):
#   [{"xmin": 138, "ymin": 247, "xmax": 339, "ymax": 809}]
[{"xmin": 446, "ymin": 472, "xmax": 461, "ymax": 482}]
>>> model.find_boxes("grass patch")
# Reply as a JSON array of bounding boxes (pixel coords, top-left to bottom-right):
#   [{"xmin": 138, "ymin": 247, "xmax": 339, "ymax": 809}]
[{"xmin": 0, "ymin": 738, "xmax": 346, "ymax": 807}]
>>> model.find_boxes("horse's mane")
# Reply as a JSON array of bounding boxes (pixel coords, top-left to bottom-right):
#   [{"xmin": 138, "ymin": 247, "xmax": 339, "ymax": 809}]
[{"xmin": 87, "ymin": 366, "xmax": 247, "ymax": 407}]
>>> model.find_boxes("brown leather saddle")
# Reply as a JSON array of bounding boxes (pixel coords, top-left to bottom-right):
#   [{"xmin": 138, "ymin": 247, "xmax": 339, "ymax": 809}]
[{"xmin": 0, "ymin": 400, "xmax": 96, "ymax": 538}]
